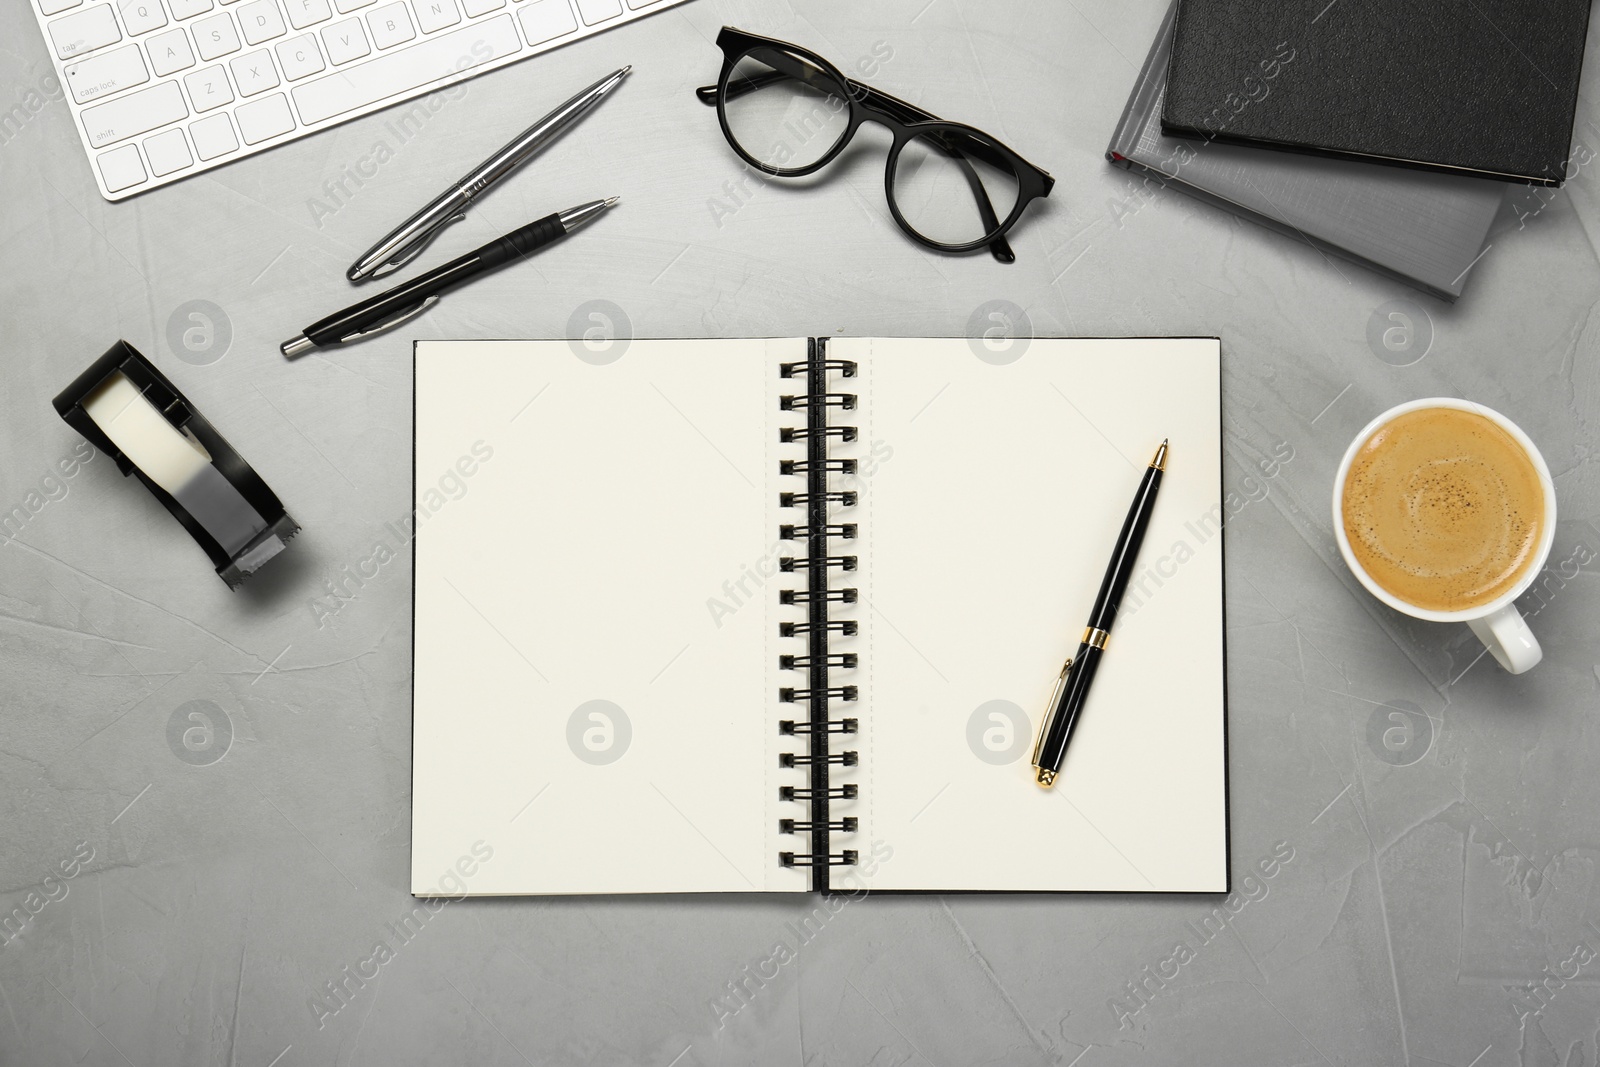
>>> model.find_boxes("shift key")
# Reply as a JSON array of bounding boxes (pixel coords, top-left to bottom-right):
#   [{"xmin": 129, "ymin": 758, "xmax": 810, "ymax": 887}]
[{"xmin": 81, "ymin": 81, "xmax": 188, "ymax": 148}]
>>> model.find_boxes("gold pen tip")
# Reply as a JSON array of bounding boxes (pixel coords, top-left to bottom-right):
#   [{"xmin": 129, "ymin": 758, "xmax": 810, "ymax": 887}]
[
  {"xmin": 1034, "ymin": 768, "xmax": 1057, "ymax": 789},
  {"xmin": 603, "ymin": 196, "xmax": 620, "ymax": 208},
  {"xmin": 1151, "ymin": 439, "xmax": 1169, "ymax": 471}
]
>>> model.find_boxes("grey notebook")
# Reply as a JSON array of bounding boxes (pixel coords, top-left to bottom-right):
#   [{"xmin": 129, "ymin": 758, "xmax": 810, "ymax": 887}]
[{"xmin": 1107, "ymin": 3, "xmax": 1503, "ymax": 301}]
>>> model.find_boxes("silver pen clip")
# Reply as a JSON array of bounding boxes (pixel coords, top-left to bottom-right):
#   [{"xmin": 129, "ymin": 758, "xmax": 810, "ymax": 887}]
[
  {"xmin": 337, "ymin": 295, "xmax": 441, "ymax": 344},
  {"xmin": 369, "ymin": 211, "xmax": 468, "ymax": 280}
]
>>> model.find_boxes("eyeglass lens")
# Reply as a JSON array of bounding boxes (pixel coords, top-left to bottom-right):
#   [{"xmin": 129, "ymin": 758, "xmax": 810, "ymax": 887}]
[
  {"xmin": 722, "ymin": 47, "xmax": 852, "ymax": 171},
  {"xmin": 892, "ymin": 130, "xmax": 1021, "ymax": 247}
]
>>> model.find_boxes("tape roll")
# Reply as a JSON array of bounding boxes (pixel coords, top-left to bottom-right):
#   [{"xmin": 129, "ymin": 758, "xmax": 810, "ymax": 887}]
[{"xmin": 82, "ymin": 372, "xmax": 269, "ymax": 556}]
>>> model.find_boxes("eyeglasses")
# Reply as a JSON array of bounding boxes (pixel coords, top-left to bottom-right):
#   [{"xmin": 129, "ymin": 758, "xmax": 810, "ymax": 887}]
[{"xmin": 696, "ymin": 28, "xmax": 1054, "ymax": 263}]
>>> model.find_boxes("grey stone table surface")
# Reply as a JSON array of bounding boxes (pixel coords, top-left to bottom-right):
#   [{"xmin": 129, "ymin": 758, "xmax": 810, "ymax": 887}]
[{"xmin": 3, "ymin": 0, "xmax": 1599, "ymax": 1063}]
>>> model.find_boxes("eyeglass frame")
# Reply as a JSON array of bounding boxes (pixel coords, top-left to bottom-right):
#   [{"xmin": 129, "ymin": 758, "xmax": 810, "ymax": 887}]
[{"xmin": 696, "ymin": 27, "xmax": 1055, "ymax": 263}]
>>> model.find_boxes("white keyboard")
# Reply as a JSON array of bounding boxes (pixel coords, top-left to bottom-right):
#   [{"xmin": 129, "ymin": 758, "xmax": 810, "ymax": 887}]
[{"xmin": 31, "ymin": 0, "xmax": 690, "ymax": 201}]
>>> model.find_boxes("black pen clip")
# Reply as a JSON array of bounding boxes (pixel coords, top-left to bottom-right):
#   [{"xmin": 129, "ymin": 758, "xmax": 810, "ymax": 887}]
[
  {"xmin": 338, "ymin": 295, "xmax": 441, "ymax": 344},
  {"xmin": 369, "ymin": 211, "xmax": 467, "ymax": 280}
]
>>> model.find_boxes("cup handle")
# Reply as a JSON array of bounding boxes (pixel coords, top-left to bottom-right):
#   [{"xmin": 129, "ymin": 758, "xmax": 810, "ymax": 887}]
[{"xmin": 1466, "ymin": 604, "xmax": 1542, "ymax": 674}]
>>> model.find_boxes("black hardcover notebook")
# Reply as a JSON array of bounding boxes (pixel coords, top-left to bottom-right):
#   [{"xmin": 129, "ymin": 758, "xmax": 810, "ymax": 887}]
[{"xmin": 1162, "ymin": 0, "xmax": 1593, "ymax": 186}]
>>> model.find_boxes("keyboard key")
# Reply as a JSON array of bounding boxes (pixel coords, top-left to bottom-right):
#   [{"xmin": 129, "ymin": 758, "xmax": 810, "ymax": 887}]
[
  {"xmin": 192, "ymin": 11, "xmax": 239, "ymax": 58},
  {"xmin": 228, "ymin": 48, "xmax": 279, "ymax": 93},
  {"xmin": 461, "ymin": 0, "xmax": 501, "ymax": 16},
  {"xmin": 234, "ymin": 91, "xmax": 294, "ymax": 141},
  {"xmin": 183, "ymin": 63, "xmax": 234, "ymax": 109},
  {"xmin": 333, "ymin": 0, "xmax": 371, "ymax": 11},
  {"xmin": 49, "ymin": 5, "xmax": 122, "ymax": 59},
  {"xmin": 65, "ymin": 42, "xmax": 148, "ymax": 103},
  {"xmin": 624, "ymin": 0, "xmax": 662, "ymax": 6},
  {"xmin": 145, "ymin": 27, "xmax": 195, "ymax": 74},
  {"xmin": 573, "ymin": 0, "xmax": 617, "ymax": 24},
  {"xmin": 97, "ymin": 143, "xmax": 146, "ymax": 191},
  {"xmin": 236, "ymin": 0, "xmax": 285, "ymax": 42},
  {"xmin": 293, "ymin": 13, "xmax": 517, "ymax": 123},
  {"xmin": 143, "ymin": 126, "xmax": 192, "ymax": 173},
  {"xmin": 81, "ymin": 79, "xmax": 186, "ymax": 146},
  {"xmin": 168, "ymin": 0, "xmax": 211, "ymax": 16},
  {"xmin": 414, "ymin": 0, "xmax": 458, "ymax": 32},
  {"xmin": 319, "ymin": 17, "xmax": 367, "ymax": 62},
  {"xmin": 283, "ymin": 0, "xmax": 326, "ymax": 26},
  {"xmin": 189, "ymin": 110, "xmax": 237, "ymax": 157},
  {"xmin": 118, "ymin": 0, "xmax": 168, "ymax": 34},
  {"xmin": 365, "ymin": 2, "xmax": 412, "ymax": 47},
  {"xmin": 274, "ymin": 33, "xmax": 324, "ymax": 78},
  {"xmin": 516, "ymin": 0, "xmax": 573, "ymax": 45},
  {"xmin": 40, "ymin": 0, "xmax": 84, "ymax": 16}
]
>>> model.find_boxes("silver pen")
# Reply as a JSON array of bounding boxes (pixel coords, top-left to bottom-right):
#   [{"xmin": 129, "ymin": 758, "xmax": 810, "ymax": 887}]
[{"xmin": 346, "ymin": 65, "xmax": 631, "ymax": 282}]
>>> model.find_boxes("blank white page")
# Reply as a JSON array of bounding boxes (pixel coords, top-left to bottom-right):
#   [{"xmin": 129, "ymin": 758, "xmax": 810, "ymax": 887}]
[
  {"xmin": 412, "ymin": 339, "xmax": 811, "ymax": 896},
  {"xmin": 834, "ymin": 337, "xmax": 1227, "ymax": 892}
]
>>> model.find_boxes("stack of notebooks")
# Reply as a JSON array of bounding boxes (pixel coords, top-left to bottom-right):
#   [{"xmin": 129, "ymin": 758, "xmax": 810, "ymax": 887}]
[{"xmin": 1109, "ymin": 0, "xmax": 1594, "ymax": 300}]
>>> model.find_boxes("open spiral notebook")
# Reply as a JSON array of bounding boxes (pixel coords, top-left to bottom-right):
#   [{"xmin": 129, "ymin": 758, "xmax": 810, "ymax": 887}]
[{"xmin": 411, "ymin": 337, "xmax": 1228, "ymax": 896}]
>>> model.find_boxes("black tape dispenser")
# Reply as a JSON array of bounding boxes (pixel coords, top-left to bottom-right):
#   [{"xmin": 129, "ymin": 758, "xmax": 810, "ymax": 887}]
[{"xmin": 53, "ymin": 341, "xmax": 299, "ymax": 588}]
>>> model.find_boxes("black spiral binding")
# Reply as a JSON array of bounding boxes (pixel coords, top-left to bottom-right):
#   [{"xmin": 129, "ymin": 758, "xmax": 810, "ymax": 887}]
[{"xmin": 777, "ymin": 339, "xmax": 860, "ymax": 888}]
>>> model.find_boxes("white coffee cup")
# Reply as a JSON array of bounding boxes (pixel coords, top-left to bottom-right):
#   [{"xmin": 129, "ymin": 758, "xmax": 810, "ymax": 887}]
[{"xmin": 1332, "ymin": 398, "xmax": 1557, "ymax": 674}]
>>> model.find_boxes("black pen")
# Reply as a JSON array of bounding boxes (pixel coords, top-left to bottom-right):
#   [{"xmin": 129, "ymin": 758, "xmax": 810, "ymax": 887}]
[
  {"xmin": 280, "ymin": 198, "xmax": 618, "ymax": 359},
  {"xmin": 1031, "ymin": 439, "xmax": 1168, "ymax": 788}
]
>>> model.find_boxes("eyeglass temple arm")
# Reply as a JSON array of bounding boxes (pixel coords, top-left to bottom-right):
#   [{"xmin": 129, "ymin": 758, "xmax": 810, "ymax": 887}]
[
  {"xmin": 697, "ymin": 60, "xmax": 837, "ymax": 104},
  {"xmin": 695, "ymin": 71, "xmax": 1015, "ymax": 263}
]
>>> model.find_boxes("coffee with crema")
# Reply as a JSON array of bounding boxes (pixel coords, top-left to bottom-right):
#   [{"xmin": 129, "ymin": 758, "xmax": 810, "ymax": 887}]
[{"xmin": 1341, "ymin": 406, "xmax": 1545, "ymax": 613}]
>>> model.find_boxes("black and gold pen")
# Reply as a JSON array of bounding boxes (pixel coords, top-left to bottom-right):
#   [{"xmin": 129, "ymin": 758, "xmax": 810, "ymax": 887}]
[{"xmin": 1031, "ymin": 439, "xmax": 1168, "ymax": 788}]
